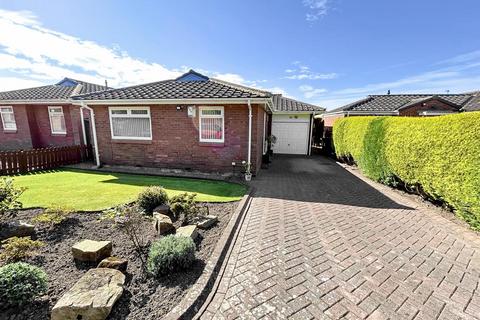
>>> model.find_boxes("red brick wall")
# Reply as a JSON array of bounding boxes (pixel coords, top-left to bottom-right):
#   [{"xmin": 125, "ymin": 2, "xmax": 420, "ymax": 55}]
[
  {"xmin": 399, "ymin": 100, "xmax": 458, "ymax": 116},
  {"xmin": 0, "ymin": 104, "xmax": 33, "ymax": 151},
  {"xmin": 29, "ymin": 104, "xmax": 81, "ymax": 148},
  {"xmin": 91, "ymin": 103, "xmax": 266, "ymax": 173}
]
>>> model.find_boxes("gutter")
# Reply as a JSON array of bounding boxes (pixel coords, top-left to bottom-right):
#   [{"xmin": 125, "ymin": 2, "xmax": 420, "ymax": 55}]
[{"xmin": 79, "ymin": 102, "xmax": 100, "ymax": 167}]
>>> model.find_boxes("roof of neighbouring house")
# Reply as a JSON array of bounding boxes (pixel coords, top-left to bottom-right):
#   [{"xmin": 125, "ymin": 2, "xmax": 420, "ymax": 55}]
[
  {"xmin": 272, "ymin": 94, "xmax": 325, "ymax": 112},
  {"xmin": 73, "ymin": 70, "xmax": 271, "ymax": 101},
  {"xmin": 326, "ymin": 93, "xmax": 475, "ymax": 114},
  {"xmin": 0, "ymin": 78, "xmax": 109, "ymax": 101},
  {"xmin": 462, "ymin": 91, "xmax": 480, "ymax": 111}
]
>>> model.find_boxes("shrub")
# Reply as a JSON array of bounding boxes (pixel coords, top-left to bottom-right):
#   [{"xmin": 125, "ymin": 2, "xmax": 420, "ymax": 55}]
[
  {"xmin": 332, "ymin": 112, "xmax": 480, "ymax": 229},
  {"xmin": 137, "ymin": 186, "xmax": 168, "ymax": 214},
  {"xmin": 101, "ymin": 205, "xmax": 150, "ymax": 268},
  {"xmin": 0, "ymin": 262, "xmax": 47, "ymax": 306},
  {"xmin": 0, "ymin": 237, "xmax": 45, "ymax": 263},
  {"xmin": 31, "ymin": 207, "xmax": 72, "ymax": 227},
  {"xmin": 147, "ymin": 235, "xmax": 195, "ymax": 276},
  {"xmin": 0, "ymin": 178, "xmax": 25, "ymax": 222},
  {"xmin": 169, "ymin": 193, "xmax": 208, "ymax": 223}
]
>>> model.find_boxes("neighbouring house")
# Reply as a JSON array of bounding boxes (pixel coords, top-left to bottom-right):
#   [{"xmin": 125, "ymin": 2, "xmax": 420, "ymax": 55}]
[
  {"xmin": 0, "ymin": 78, "xmax": 108, "ymax": 151},
  {"xmin": 321, "ymin": 92, "xmax": 479, "ymax": 137},
  {"xmin": 271, "ymin": 94, "xmax": 325, "ymax": 155},
  {"xmin": 71, "ymin": 70, "xmax": 324, "ymax": 174}
]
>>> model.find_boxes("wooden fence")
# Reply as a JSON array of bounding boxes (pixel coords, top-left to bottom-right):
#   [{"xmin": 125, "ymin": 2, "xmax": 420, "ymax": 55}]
[{"xmin": 0, "ymin": 145, "xmax": 93, "ymax": 175}]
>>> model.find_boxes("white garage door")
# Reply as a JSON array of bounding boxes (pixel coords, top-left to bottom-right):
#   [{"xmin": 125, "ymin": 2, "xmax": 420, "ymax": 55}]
[{"xmin": 272, "ymin": 121, "xmax": 310, "ymax": 155}]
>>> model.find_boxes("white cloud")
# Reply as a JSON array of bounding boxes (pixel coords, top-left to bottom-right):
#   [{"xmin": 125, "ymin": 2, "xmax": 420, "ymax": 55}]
[
  {"xmin": 285, "ymin": 73, "xmax": 338, "ymax": 80},
  {"xmin": 0, "ymin": 9, "xmax": 181, "ymax": 87},
  {"xmin": 283, "ymin": 61, "xmax": 337, "ymax": 81},
  {"xmin": 0, "ymin": 8, "xmax": 291, "ymax": 98},
  {"xmin": 303, "ymin": 0, "xmax": 330, "ymax": 21},
  {"xmin": 299, "ymin": 85, "xmax": 327, "ymax": 98}
]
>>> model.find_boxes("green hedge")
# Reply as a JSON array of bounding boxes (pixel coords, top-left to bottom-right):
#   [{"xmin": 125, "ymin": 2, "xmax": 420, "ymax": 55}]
[{"xmin": 333, "ymin": 112, "xmax": 480, "ymax": 229}]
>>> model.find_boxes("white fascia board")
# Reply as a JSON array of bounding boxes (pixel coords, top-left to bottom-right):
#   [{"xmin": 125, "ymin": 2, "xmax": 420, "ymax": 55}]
[{"xmin": 71, "ymin": 98, "xmax": 270, "ymax": 106}]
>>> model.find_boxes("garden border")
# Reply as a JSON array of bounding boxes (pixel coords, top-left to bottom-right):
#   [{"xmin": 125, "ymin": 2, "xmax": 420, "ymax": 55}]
[{"xmin": 162, "ymin": 187, "xmax": 254, "ymax": 320}]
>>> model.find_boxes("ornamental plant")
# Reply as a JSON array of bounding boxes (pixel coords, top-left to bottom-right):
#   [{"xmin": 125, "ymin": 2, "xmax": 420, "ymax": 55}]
[
  {"xmin": 0, "ymin": 177, "xmax": 25, "ymax": 222},
  {"xmin": 0, "ymin": 237, "xmax": 45, "ymax": 263},
  {"xmin": 137, "ymin": 186, "xmax": 168, "ymax": 215},
  {"xmin": 0, "ymin": 262, "xmax": 48, "ymax": 307},
  {"xmin": 169, "ymin": 193, "xmax": 208, "ymax": 223},
  {"xmin": 147, "ymin": 235, "xmax": 195, "ymax": 277},
  {"xmin": 31, "ymin": 207, "xmax": 73, "ymax": 227}
]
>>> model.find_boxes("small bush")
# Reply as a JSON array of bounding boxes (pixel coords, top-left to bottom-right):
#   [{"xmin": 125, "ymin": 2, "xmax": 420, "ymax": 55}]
[
  {"xmin": 137, "ymin": 186, "xmax": 168, "ymax": 214},
  {"xmin": 169, "ymin": 193, "xmax": 208, "ymax": 223},
  {"xmin": 0, "ymin": 178, "xmax": 25, "ymax": 222},
  {"xmin": 31, "ymin": 207, "xmax": 72, "ymax": 227},
  {"xmin": 147, "ymin": 235, "xmax": 195, "ymax": 276},
  {"xmin": 0, "ymin": 237, "xmax": 45, "ymax": 263},
  {"xmin": 0, "ymin": 262, "xmax": 47, "ymax": 306}
]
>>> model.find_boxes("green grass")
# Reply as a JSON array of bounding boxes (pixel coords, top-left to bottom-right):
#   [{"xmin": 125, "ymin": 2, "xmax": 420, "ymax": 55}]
[{"xmin": 12, "ymin": 169, "xmax": 247, "ymax": 211}]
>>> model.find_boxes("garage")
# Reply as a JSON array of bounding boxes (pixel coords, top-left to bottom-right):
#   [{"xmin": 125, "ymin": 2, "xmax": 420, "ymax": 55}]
[
  {"xmin": 272, "ymin": 114, "xmax": 311, "ymax": 154},
  {"xmin": 270, "ymin": 95, "xmax": 324, "ymax": 155}
]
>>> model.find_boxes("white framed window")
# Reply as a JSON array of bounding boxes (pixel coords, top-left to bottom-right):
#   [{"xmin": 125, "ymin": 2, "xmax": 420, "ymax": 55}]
[
  {"xmin": 109, "ymin": 107, "xmax": 152, "ymax": 140},
  {"xmin": 199, "ymin": 106, "xmax": 224, "ymax": 143},
  {"xmin": 48, "ymin": 106, "xmax": 66, "ymax": 134},
  {"xmin": 0, "ymin": 106, "xmax": 16, "ymax": 131}
]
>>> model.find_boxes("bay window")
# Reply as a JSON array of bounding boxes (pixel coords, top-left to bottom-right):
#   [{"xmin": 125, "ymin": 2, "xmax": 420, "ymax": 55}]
[
  {"xmin": 109, "ymin": 107, "xmax": 152, "ymax": 140},
  {"xmin": 199, "ymin": 106, "xmax": 224, "ymax": 143},
  {"xmin": 0, "ymin": 106, "xmax": 16, "ymax": 131},
  {"xmin": 48, "ymin": 106, "xmax": 66, "ymax": 134}
]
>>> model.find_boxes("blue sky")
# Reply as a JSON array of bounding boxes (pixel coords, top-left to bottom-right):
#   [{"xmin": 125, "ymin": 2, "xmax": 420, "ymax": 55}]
[{"xmin": 0, "ymin": 0, "xmax": 479, "ymax": 109}]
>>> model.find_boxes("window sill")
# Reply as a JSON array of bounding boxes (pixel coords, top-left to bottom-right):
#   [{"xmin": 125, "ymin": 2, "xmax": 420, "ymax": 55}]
[
  {"xmin": 112, "ymin": 139, "xmax": 152, "ymax": 145},
  {"xmin": 199, "ymin": 142, "xmax": 225, "ymax": 147},
  {"xmin": 3, "ymin": 129, "xmax": 17, "ymax": 134},
  {"xmin": 51, "ymin": 133, "xmax": 67, "ymax": 136}
]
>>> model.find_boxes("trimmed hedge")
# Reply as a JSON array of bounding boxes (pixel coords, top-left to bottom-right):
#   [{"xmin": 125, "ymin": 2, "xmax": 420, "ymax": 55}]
[{"xmin": 333, "ymin": 112, "xmax": 480, "ymax": 229}]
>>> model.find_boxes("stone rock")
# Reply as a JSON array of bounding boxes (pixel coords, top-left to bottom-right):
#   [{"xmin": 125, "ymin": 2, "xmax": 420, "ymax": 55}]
[
  {"xmin": 0, "ymin": 221, "xmax": 35, "ymax": 240},
  {"xmin": 51, "ymin": 268, "xmax": 125, "ymax": 320},
  {"xmin": 176, "ymin": 225, "xmax": 198, "ymax": 240},
  {"xmin": 153, "ymin": 204, "xmax": 170, "ymax": 215},
  {"xmin": 196, "ymin": 215, "xmax": 218, "ymax": 230},
  {"xmin": 98, "ymin": 256, "xmax": 128, "ymax": 273},
  {"xmin": 152, "ymin": 213, "xmax": 175, "ymax": 235},
  {"xmin": 72, "ymin": 239, "xmax": 112, "ymax": 262}
]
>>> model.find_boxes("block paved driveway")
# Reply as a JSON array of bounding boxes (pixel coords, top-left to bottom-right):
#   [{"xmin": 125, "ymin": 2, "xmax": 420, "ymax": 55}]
[{"xmin": 201, "ymin": 155, "xmax": 480, "ymax": 320}]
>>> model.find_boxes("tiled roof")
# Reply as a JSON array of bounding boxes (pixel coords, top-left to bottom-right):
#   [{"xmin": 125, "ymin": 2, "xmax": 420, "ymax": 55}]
[
  {"xmin": 73, "ymin": 70, "xmax": 271, "ymax": 101},
  {"xmin": 462, "ymin": 92, "xmax": 480, "ymax": 111},
  {"xmin": 327, "ymin": 93, "xmax": 474, "ymax": 113},
  {"xmin": 0, "ymin": 78, "xmax": 109, "ymax": 101},
  {"xmin": 272, "ymin": 94, "xmax": 324, "ymax": 112}
]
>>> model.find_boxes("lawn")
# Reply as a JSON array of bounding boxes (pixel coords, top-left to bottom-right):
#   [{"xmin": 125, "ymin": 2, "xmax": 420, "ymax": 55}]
[{"xmin": 12, "ymin": 169, "xmax": 247, "ymax": 211}]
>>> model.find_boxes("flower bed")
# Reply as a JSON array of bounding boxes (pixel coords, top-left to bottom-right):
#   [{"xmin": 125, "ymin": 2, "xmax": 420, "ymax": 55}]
[{"xmin": 0, "ymin": 201, "xmax": 238, "ymax": 319}]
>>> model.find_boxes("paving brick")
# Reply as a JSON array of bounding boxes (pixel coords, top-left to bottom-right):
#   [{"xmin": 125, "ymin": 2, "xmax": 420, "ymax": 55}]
[{"xmin": 201, "ymin": 156, "xmax": 480, "ymax": 320}]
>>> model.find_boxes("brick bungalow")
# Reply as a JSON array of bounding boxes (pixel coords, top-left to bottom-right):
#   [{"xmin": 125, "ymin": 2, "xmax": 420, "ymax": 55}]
[
  {"xmin": 322, "ymin": 92, "xmax": 480, "ymax": 137},
  {"xmin": 0, "ymin": 78, "xmax": 108, "ymax": 151},
  {"xmin": 72, "ymin": 70, "xmax": 274, "ymax": 175}
]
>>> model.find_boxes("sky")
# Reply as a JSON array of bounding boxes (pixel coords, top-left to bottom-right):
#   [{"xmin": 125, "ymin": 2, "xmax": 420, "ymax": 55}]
[{"xmin": 0, "ymin": 0, "xmax": 479, "ymax": 109}]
